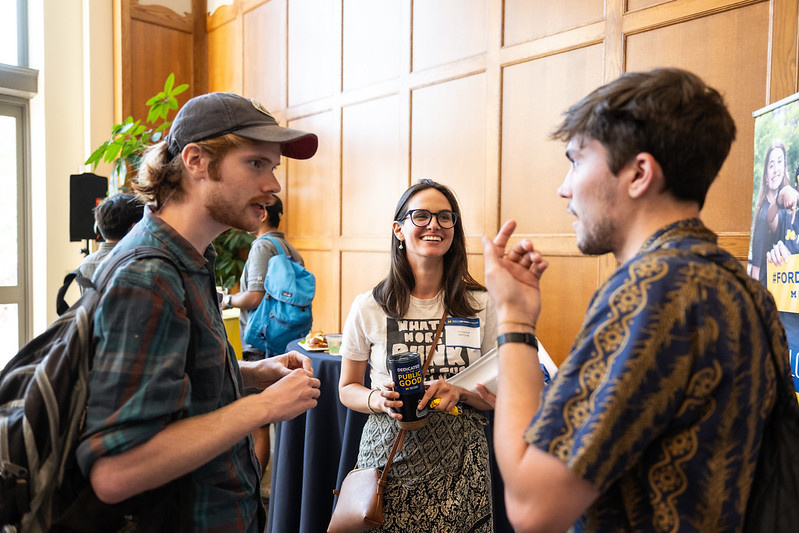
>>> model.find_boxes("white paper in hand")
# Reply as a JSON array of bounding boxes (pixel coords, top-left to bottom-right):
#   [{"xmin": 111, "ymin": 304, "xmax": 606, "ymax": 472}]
[{"xmin": 446, "ymin": 342, "xmax": 557, "ymax": 394}]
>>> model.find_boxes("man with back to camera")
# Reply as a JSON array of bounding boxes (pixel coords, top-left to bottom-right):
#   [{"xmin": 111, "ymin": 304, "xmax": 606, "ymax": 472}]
[
  {"xmin": 76, "ymin": 192, "xmax": 144, "ymax": 288},
  {"xmin": 74, "ymin": 92, "xmax": 322, "ymax": 532},
  {"xmin": 478, "ymin": 68, "xmax": 791, "ymax": 532}
]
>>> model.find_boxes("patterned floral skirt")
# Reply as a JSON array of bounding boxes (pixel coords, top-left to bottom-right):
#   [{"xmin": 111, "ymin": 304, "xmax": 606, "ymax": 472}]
[{"xmin": 356, "ymin": 407, "xmax": 493, "ymax": 532}]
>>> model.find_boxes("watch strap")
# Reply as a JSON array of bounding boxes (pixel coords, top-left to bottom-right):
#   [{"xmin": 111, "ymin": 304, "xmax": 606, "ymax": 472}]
[{"xmin": 496, "ymin": 332, "xmax": 538, "ymax": 349}]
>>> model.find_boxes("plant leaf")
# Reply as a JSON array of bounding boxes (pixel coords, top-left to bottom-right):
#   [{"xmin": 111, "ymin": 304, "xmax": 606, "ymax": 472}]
[
  {"xmin": 85, "ymin": 144, "xmax": 107, "ymax": 166},
  {"xmin": 164, "ymin": 73, "xmax": 175, "ymax": 93},
  {"xmin": 172, "ymin": 83, "xmax": 189, "ymax": 96}
]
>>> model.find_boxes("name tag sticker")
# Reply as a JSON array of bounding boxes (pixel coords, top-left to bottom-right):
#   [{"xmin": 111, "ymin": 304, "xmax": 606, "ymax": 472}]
[{"xmin": 445, "ymin": 317, "xmax": 481, "ymax": 349}]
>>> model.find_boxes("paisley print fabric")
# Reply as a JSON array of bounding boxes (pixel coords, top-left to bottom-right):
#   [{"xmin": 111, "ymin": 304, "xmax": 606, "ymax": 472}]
[
  {"xmin": 357, "ymin": 409, "xmax": 492, "ymax": 532},
  {"xmin": 525, "ymin": 219, "xmax": 789, "ymax": 532}
]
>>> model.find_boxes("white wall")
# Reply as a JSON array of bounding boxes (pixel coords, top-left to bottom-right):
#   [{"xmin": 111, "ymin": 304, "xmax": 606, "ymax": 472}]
[{"xmin": 28, "ymin": 0, "xmax": 114, "ymax": 331}]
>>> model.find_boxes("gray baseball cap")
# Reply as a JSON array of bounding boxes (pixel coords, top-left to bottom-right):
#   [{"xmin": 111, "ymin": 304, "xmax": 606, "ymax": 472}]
[{"xmin": 165, "ymin": 92, "xmax": 318, "ymax": 160}]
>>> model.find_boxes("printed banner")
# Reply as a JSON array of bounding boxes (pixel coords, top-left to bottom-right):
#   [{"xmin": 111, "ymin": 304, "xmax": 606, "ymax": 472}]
[
  {"xmin": 767, "ymin": 254, "xmax": 799, "ymax": 313},
  {"xmin": 749, "ymin": 93, "xmax": 799, "ymax": 392}
]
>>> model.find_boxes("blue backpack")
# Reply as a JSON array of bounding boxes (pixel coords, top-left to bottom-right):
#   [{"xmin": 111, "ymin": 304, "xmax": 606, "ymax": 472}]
[{"xmin": 243, "ymin": 236, "xmax": 315, "ymax": 355}]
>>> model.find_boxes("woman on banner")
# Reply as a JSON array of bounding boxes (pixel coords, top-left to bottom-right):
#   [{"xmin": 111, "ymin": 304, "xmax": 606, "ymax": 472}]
[
  {"xmin": 749, "ymin": 138, "xmax": 793, "ymax": 283},
  {"xmin": 338, "ymin": 179, "xmax": 556, "ymax": 531}
]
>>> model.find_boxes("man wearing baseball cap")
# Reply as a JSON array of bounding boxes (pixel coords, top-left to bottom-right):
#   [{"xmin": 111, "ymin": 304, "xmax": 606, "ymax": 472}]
[{"xmin": 73, "ymin": 93, "xmax": 321, "ymax": 531}]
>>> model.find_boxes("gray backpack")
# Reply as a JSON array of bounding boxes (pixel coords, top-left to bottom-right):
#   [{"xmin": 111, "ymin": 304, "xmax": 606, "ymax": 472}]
[{"xmin": 0, "ymin": 247, "xmax": 191, "ymax": 532}]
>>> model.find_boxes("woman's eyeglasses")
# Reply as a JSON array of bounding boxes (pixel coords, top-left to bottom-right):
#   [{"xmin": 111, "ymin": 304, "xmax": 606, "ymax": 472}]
[{"xmin": 399, "ymin": 209, "xmax": 459, "ymax": 229}]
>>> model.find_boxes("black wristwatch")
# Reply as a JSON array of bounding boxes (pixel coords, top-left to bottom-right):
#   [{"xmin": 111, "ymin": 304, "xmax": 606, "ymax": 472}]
[{"xmin": 496, "ymin": 332, "xmax": 538, "ymax": 349}]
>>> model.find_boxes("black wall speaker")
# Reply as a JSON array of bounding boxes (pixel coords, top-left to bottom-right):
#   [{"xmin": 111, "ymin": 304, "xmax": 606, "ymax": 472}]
[{"xmin": 69, "ymin": 173, "xmax": 108, "ymax": 242}]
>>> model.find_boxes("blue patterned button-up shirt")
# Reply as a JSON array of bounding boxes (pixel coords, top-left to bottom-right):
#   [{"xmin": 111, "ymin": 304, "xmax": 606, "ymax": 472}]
[{"xmin": 526, "ymin": 219, "xmax": 789, "ymax": 532}]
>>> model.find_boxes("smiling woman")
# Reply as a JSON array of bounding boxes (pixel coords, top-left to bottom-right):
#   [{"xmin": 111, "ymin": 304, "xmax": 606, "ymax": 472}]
[{"xmin": 335, "ymin": 179, "xmax": 512, "ymax": 531}]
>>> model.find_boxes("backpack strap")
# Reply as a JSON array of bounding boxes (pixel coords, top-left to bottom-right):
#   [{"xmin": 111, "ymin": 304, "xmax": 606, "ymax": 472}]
[
  {"xmin": 263, "ymin": 235, "xmax": 294, "ymax": 262},
  {"xmin": 92, "ymin": 246, "xmax": 177, "ymax": 290},
  {"xmin": 57, "ymin": 248, "xmax": 177, "ymax": 316},
  {"xmin": 55, "ymin": 270, "xmax": 93, "ymax": 316}
]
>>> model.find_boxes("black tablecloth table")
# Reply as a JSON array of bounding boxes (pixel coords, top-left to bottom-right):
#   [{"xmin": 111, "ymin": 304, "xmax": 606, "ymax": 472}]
[
  {"xmin": 266, "ymin": 338, "xmax": 513, "ymax": 533},
  {"xmin": 266, "ymin": 340, "xmax": 369, "ymax": 533}
]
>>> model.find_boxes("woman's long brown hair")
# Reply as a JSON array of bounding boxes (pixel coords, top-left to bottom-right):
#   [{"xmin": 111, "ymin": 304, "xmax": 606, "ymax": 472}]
[{"xmin": 372, "ymin": 179, "xmax": 485, "ymax": 320}]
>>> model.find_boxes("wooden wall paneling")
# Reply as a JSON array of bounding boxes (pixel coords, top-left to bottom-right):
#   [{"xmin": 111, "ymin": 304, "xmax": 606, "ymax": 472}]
[
  {"xmin": 604, "ymin": 0, "xmax": 624, "ymax": 81},
  {"xmin": 243, "ymin": 0, "xmax": 287, "ymax": 111},
  {"xmin": 302, "ymin": 250, "xmax": 338, "ymax": 333},
  {"xmin": 503, "ymin": 0, "xmax": 605, "ymax": 46},
  {"xmin": 208, "ymin": 16, "xmax": 243, "ymax": 93},
  {"xmin": 498, "ymin": 22, "xmax": 605, "ymax": 67},
  {"xmin": 625, "ymin": 2, "xmax": 770, "ymax": 237},
  {"xmin": 769, "ymin": 0, "xmax": 799, "ymax": 102},
  {"xmin": 340, "ymin": 251, "xmax": 391, "ymax": 330},
  {"xmin": 287, "ymin": 108, "xmax": 341, "ymax": 330},
  {"xmin": 500, "ymin": 45, "xmax": 605, "ymax": 237},
  {"xmin": 286, "ymin": 110, "xmax": 339, "ymax": 241},
  {"xmin": 626, "ymin": 0, "xmax": 673, "ymax": 12},
  {"xmin": 207, "ymin": 0, "xmax": 238, "ymax": 28},
  {"xmin": 129, "ymin": 0, "xmax": 194, "ymax": 30},
  {"xmin": 113, "ymin": 0, "xmax": 129, "ymax": 122},
  {"xmin": 287, "ymin": 0, "xmax": 340, "ymax": 106},
  {"xmin": 411, "ymin": 74, "xmax": 487, "ymax": 238},
  {"xmin": 498, "ymin": 43, "xmax": 611, "ymax": 367},
  {"xmin": 116, "ymin": 0, "xmax": 195, "ymax": 123},
  {"xmin": 192, "ymin": 0, "xmax": 209, "ymax": 96},
  {"xmin": 341, "ymin": 95, "xmax": 403, "ymax": 237},
  {"xmin": 537, "ymin": 255, "xmax": 599, "ymax": 366},
  {"xmin": 467, "ymin": 252, "xmax": 485, "ymax": 286},
  {"xmin": 129, "ymin": 18, "xmax": 194, "ymax": 122},
  {"xmin": 412, "ymin": 0, "xmax": 488, "ymax": 72},
  {"xmin": 342, "ymin": 0, "xmax": 403, "ymax": 91},
  {"xmin": 200, "ymin": 0, "xmax": 795, "ymax": 368},
  {"xmin": 483, "ymin": 0, "xmax": 503, "ymax": 240},
  {"xmin": 114, "ymin": 0, "xmax": 202, "ymax": 124}
]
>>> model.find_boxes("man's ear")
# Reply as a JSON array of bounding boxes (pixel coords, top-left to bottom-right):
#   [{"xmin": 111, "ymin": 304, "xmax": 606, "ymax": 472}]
[
  {"xmin": 181, "ymin": 144, "xmax": 207, "ymax": 178},
  {"xmin": 627, "ymin": 152, "xmax": 662, "ymax": 199}
]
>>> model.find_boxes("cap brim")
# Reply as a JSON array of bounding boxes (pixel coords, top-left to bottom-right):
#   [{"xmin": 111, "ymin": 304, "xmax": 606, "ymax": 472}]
[{"xmin": 235, "ymin": 124, "xmax": 318, "ymax": 160}]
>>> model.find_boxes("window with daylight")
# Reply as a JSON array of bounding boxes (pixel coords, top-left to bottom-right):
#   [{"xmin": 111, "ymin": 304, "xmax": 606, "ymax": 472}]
[{"xmin": 0, "ymin": 0, "xmax": 34, "ymax": 368}]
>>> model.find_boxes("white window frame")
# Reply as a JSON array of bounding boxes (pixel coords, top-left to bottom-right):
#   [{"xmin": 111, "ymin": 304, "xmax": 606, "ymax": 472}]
[{"xmin": 0, "ymin": 0, "xmax": 37, "ymax": 349}]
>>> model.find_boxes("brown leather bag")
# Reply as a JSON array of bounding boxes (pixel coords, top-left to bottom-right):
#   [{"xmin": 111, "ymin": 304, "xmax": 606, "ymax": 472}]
[
  {"xmin": 326, "ymin": 430, "xmax": 406, "ymax": 533},
  {"xmin": 327, "ymin": 311, "xmax": 447, "ymax": 533}
]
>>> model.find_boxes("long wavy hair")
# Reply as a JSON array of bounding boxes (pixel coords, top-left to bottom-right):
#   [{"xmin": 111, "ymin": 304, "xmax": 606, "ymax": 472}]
[
  {"xmin": 372, "ymin": 179, "xmax": 485, "ymax": 320},
  {"xmin": 753, "ymin": 138, "xmax": 789, "ymax": 219}
]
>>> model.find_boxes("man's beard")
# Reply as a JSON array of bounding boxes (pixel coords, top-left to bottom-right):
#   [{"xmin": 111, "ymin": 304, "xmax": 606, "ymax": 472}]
[
  {"xmin": 205, "ymin": 187, "xmax": 259, "ymax": 233},
  {"xmin": 577, "ymin": 216, "xmax": 616, "ymax": 256}
]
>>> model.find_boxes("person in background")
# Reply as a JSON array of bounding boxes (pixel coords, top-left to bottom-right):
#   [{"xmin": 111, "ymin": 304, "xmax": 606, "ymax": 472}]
[
  {"xmin": 749, "ymin": 138, "xmax": 792, "ymax": 283},
  {"xmin": 221, "ymin": 193, "xmax": 304, "ymax": 485},
  {"xmin": 338, "ymin": 178, "xmax": 555, "ymax": 531},
  {"xmin": 75, "ymin": 92, "xmax": 321, "ymax": 532},
  {"xmin": 223, "ymin": 194, "xmax": 304, "ymax": 360},
  {"xmin": 76, "ymin": 192, "xmax": 144, "ymax": 288},
  {"xmin": 764, "ymin": 179, "xmax": 799, "ymax": 265},
  {"xmin": 480, "ymin": 68, "xmax": 790, "ymax": 532}
]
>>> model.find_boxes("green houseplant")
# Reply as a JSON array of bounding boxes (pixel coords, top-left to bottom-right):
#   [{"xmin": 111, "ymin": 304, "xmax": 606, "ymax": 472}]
[
  {"xmin": 86, "ymin": 74, "xmax": 252, "ymax": 291},
  {"xmin": 213, "ymin": 229, "xmax": 255, "ymax": 291},
  {"xmin": 85, "ymin": 73, "xmax": 189, "ymax": 191}
]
